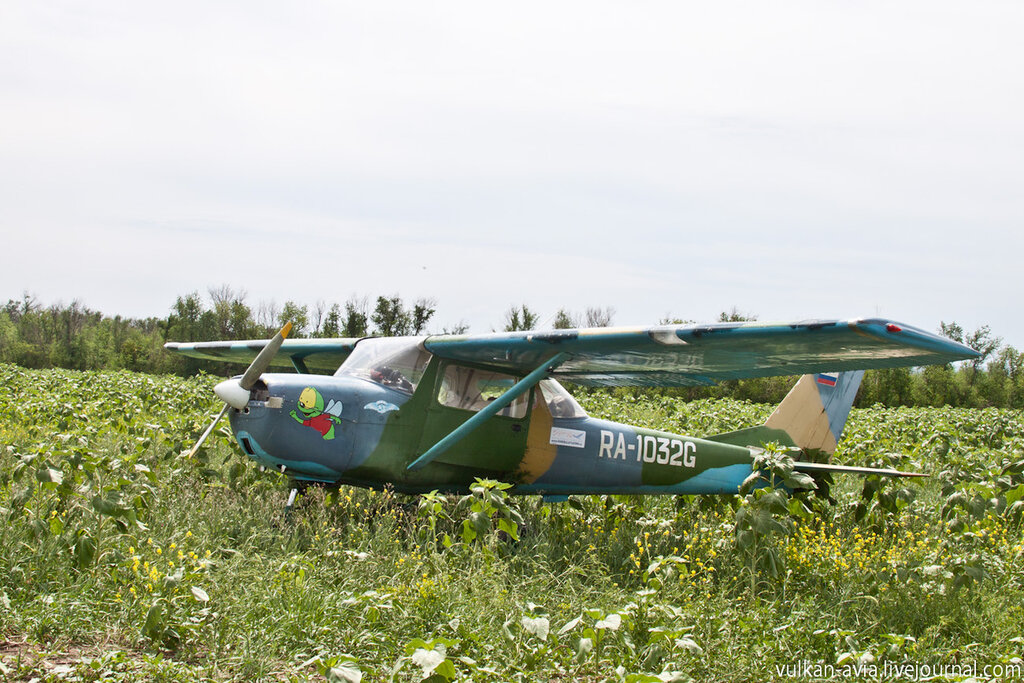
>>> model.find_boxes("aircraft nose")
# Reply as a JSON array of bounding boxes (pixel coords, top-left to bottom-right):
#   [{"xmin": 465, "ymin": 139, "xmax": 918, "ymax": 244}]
[{"xmin": 226, "ymin": 377, "xmax": 356, "ymax": 482}]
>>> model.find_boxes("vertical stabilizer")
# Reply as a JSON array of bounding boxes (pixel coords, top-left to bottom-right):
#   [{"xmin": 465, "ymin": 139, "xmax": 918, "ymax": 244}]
[
  {"xmin": 763, "ymin": 371, "xmax": 864, "ymax": 455},
  {"xmin": 705, "ymin": 371, "xmax": 864, "ymax": 457}
]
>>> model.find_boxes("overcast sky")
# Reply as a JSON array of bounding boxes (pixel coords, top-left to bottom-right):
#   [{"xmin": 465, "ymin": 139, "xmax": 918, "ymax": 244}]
[{"xmin": 2, "ymin": 1, "xmax": 1022, "ymax": 346}]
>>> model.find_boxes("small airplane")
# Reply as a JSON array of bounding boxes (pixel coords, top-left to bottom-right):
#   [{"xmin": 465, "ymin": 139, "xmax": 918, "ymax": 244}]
[{"xmin": 165, "ymin": 318, "xmax": 978, "ymax": 503}]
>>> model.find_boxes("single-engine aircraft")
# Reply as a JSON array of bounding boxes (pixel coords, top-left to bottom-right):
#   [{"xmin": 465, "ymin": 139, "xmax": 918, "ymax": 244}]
[{"xmin": 166, "ymin": 319, "xmax": 978, "ymax": 503}]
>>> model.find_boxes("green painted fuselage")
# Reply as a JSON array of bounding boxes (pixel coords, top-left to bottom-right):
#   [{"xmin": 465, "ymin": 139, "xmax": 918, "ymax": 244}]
[{"xmin": 228, "ymin": 355, "xmax": 759, "ymax": 496}]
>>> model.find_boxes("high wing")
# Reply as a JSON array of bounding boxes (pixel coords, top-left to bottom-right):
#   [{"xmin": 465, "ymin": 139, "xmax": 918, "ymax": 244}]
[
  {"xmin": 164, "ymin": 318, "xmax": 978, "ymax": 383},
  {"xmin": 422, "ymin": 318, "xmax": 979, "ymax": 387},
  {"xmin": 164, "ymin": 338, "xmax": 359, "ymax": 373}
]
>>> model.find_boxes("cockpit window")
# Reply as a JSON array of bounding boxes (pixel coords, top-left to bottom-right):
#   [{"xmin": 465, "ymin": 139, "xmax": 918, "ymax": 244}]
[
  {"xmin": 335, "ymin": 337, "xmax": 432, "ymax": 394},
  {"xmin": 538, "ymin": 379, "xmax": 587, "ymax": 419},
  {"xmin": 438, "ymin": 364, "xmax": 529, "ymax": 418}
]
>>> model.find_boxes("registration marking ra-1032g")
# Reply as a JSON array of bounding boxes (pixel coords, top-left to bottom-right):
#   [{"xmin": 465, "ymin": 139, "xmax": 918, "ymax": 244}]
[{"xmin": 598, "ymin": 430, "xmax": 697, "ymax": 468}]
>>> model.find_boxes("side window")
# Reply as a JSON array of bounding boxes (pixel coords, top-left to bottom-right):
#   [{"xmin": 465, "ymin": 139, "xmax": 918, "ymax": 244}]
[
  {"xmin": 438, "ymin": 365, "xmax": 529, "ymax": 419},
  {"xmin": 538, "ymin": 379, "xmax": 587, "ymax": 418}
]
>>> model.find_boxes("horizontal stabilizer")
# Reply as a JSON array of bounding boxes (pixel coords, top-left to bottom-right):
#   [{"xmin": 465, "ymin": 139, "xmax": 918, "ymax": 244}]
[{"xmin": 792, "ymin": 461, "xmax": 928, "ymax": 478}]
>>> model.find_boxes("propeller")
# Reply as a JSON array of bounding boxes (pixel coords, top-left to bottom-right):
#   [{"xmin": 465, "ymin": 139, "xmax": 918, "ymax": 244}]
[{"xmin": 184, "ymin": 322, "xmax": 292, "ymax": 458}]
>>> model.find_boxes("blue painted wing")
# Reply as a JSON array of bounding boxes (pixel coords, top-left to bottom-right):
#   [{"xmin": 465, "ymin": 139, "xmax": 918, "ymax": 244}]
[
  {"xmin": 423, "ymin": 318, "xmax": 979, "ymax": 387},
  {"xmin": 164, "ymin": 338, "xmax": 359, "ymax": 373}
]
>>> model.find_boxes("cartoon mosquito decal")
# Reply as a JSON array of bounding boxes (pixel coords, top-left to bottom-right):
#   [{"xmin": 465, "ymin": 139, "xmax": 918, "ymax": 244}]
[{"xmin": 290, "ymin": 386, "xmax": 343, "ymax": 440}]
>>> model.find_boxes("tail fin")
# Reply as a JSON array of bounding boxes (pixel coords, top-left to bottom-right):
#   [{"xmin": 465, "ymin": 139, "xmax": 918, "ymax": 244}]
[
  {"xmin": 706, "ymin": 371, "xmax": 864, "ymax": 457},
  {"xmin": 763, "ymin": 371, "xmax": 864, "ymax": 456},
  {"xmin": 707, "ymin": 371, "xmax": 926, "ymax": 478}
]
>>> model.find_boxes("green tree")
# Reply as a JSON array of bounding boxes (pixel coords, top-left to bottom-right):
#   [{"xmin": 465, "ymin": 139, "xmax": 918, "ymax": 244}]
[
  {"xmin": 915, "ymin": 364, "xmax": 961, "ymax": 406},
  {"xmin": 986, "ymin": 346, "xmax": 1024, "ymax": 408},
  {"xmin": 858, "ymin": 368, "xmax": 914, "ymax": 407},
  {"xmin": 321, "ymin": 303, "xmax": 342, "ymax": 337},
  {"xmin": 166, "ymin": 292, "xmax": 204, "ymax": 342},
  {"xmin": 48, "ymin": 300, "xmax": 92, "ymax": 369},
  {"xmin": 228, "ymin": 300, "xmax": 254, "ymax": 339},
  {"xmin": 553, "ymin": 309, "xmax": 577, "ymax": 329},
  {"xmin": 503, "ymin": 304, "xmax": 539, "ymax": 332},
  {"xmin": 119, "ymin": 329, "xmax": 151, "ymax": 372},
  {"xmin": 940, "ymin": 321, "xmax": 1002, "ymax": 383},
  {"xmin": 279, "ymin": 301, "xmax": 309, "ymax": 337},
  {"xmin": 206, "ymin": 286, "xmax": 255, "ymax": 339},
  {"xmin": 719, "ymin": 307, "xmax": 757, "ymax": 323},
  {"xmin": 372, "ymin": 295, "xmax": 410, "ymax": 336},
  {"xmin": 411, "ymin": 298, "xmax": 437, "ymax": 334},
  {"xmin": 0, "ymin": 311, "xmax": 16, "ymax": 362},
  {"xmin": 344, "ymin": 297, "xmax": 369, "ymax": 337}
]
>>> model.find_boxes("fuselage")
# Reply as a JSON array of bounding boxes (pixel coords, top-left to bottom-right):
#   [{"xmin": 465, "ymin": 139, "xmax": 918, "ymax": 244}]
[{"xmin": 227, "ymin": 337, "xmax": 758, "ymax": 495}]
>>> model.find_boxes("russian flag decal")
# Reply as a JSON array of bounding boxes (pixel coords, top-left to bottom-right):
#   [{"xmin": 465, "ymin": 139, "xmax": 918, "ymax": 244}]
[{"xmin": 816, "ymin": 372, "xmax": 838, "ymax": 387}]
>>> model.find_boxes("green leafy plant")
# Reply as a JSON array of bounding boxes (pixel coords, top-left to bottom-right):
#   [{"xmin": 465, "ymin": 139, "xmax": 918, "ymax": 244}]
[
  {"xmin": 455, "ymin": 478, "xmax": 523, "ymax": 549},
  {"xmin": 734, "ymin": 444, "xmax": 816, "ymax": 590}
]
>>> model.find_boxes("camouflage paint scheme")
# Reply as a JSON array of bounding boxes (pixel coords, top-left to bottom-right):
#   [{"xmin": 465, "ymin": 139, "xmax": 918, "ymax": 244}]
[
  {"xmin": 167, "ymin": 318, "xmax": 980, "ymax": 496},
  {"xmin": 228, "ymin": 357, "xmax": 759, "ymax": 494}
]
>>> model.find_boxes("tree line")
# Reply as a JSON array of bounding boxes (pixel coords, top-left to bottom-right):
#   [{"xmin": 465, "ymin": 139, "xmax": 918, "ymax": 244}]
[
  {"xmin": 2, "ymin": 290, "xmax": 1021, "ymax": 408},
  {"xmin": 0, "ymin": 289, "xmax": 447, "ymax": 376}
]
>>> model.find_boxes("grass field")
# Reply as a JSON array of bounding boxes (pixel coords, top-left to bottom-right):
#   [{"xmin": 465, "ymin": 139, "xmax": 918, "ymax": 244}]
[{"xmin": 1, "ymin": 364, "xmax": 1023, "ymax": 682}]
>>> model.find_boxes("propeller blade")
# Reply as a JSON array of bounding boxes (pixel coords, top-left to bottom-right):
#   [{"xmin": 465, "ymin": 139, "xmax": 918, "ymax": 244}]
[
  {"xmin": 240, "ymin": 321, "xmax": 292, "ymax": 390},
  {"xmin": 213, "ymin": 321, "xmax": 293, "ymax": 410},
  {"xmin": 184, "ymin": 403, "xmax": 230, "ymax": 458}
]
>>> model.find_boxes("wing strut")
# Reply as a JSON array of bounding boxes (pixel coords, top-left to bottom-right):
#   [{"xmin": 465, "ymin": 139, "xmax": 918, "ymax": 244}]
[{"xmin": 406, "ymin": 352, "xmax": 569, "ymax": 472}]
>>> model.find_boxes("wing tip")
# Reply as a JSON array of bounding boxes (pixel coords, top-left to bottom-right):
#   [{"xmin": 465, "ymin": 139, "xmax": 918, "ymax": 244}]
[{"xmin": 853, "ymin": 318, "xmax": 981, "ymax": 360}]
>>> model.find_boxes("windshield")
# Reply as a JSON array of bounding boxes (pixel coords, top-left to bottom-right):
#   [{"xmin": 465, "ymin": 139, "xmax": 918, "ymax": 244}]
[{"xmin": 335, "ymin": 337, "xmax": 432, "ymax": 394}]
